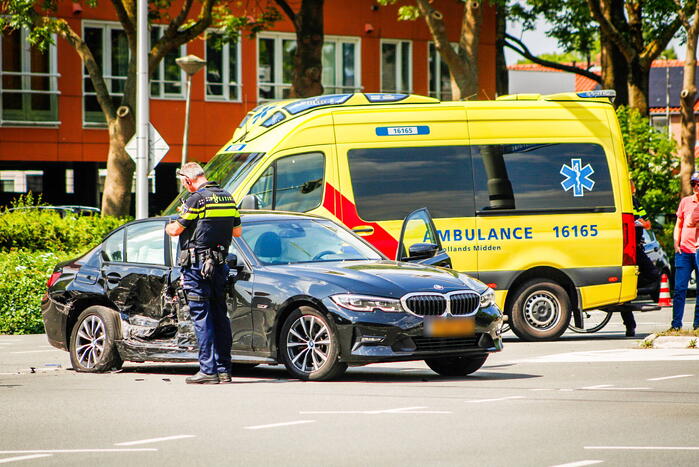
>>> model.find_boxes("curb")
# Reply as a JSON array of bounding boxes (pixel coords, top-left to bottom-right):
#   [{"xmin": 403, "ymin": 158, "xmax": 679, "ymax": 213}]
[{"xmin": 641, "ymin": 334, "xmax": 698, "ymax": 349}]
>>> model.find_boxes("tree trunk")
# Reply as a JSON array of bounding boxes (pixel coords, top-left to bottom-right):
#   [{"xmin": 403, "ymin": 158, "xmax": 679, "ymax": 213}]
[
  {"xmin": 456, "ymin": 0, "xmax": 482, "ymax": 100},
  {"xmin": 628, "ymin": 57, "xmax": 650, "ymax": 117},
  {"xmin": 101, "ymin": 109, "xmax": 136, "ymax": 217},
  {"xmin": 290, "ymin": 0, "xmax": 324, "ymax": 98},
  {"xmin": 600, "ymin": 0, "xmax": 628, "ymax": 106},
  {"xmin": 679, "ymin": 23, "xmax": 699, "ymax": 197},
  {"xmin": 495, "ymin": 1, "xmax": 508, "ymax": 97}
]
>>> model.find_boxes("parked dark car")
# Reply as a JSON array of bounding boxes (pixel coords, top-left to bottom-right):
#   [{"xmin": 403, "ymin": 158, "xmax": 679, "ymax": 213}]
[
  {"xmin": 42, "ymin": 210, "xmax": 503, "ymax": 380},
  {"xmin": 8, "ymin": 205, "xmax": 100, "ymax": 217},
  {"xmin": 638, "ymin": 228, "xmax": 672, "ymax": 301}
]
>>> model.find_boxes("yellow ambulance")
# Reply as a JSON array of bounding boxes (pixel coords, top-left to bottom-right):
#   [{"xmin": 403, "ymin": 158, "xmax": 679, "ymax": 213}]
[{"xmin": 166, "ymin": 91, "xmax": 638, "ymax": 341}]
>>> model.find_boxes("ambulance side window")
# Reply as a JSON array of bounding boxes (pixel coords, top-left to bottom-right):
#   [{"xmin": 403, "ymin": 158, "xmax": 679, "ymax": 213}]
[
  {"xmin": 247, "ymin": 152, "xmax": 325, "ymax": 212},
  {"xmin": 471, "ymin": 143, "xmax": 614, "ymax": 212},
  {"xmin": 348, "ymin": 146, "xmax": 474, "ymax": 221}
]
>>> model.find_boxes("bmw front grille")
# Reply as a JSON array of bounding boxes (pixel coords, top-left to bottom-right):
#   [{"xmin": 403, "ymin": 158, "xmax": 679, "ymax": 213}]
[{"xmin": 401, "ymin": 291, "xmax": 480, "ymax": 317}]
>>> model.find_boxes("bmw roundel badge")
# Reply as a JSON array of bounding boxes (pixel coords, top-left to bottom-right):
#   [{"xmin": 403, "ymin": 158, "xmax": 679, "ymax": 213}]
[{"xmin": 433, "ymin": 284, "xmax": 444, "ymax": 290}]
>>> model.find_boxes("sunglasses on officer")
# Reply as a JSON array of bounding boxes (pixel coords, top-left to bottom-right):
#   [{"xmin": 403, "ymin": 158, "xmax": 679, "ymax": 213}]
[
  {"xmin": 692, "ymin": 180, "xmax": 699, "ymax": 188},
  {"xmin": 176, "ymin": 169, "xmax": 192, "ymax": 186}
]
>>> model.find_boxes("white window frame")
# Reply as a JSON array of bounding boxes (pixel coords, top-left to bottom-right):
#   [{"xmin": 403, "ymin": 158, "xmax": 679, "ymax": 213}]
[
  {"xmin": 257, "ymin": 32, "xmax": 362, "ymax": 101},
  {"xmin": 0, "ymin": 29, "xmax": 59, "ymax": 126},
  {"xmin": 82, "ymin": 21, "xmax": 128, "ymax": 127},
  {"xmin": 204, "ymin": 30, "xmax": 242, "ymax": 102},
  {"xmin": 380, "ymin": 39, "xmax": 412, "ymax": 94},
  {"xmin": 257, "ymin": 32, "xmax": 298, "ymax": 101},
  {"xmin": 150, "ymin": 25, "xmax": 186, "ymax": 100},
  {"xmin": 321, "ymin": 35, "xmax": 362, "ymax": 95},
  {"xmin": 428, "ymin": 42, "xmax": 457, "ymax": 100}
]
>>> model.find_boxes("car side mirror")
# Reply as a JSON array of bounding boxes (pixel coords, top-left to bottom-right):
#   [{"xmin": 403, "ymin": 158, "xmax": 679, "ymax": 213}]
[
  {"xmin": 226, "ymin": 253, "xmax": 241, "ymax": 269},
  {"xmin": 240, "ymin": 194, "xmax": 260, "ymax": 210},
  {"xmin": 403, "ymin": 243, "xmax": 440, "ymax": 261}
]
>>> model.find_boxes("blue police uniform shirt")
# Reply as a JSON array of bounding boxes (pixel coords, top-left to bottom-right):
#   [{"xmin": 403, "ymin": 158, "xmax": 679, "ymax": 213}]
[{"xmin": 176, "ymin": 181, "xmax": 241, "ymax": 252}]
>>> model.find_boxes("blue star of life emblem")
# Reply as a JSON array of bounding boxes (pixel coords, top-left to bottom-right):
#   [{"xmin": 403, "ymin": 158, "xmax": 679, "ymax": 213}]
[{"xmin": 560, "ymin": 158, "xmax": 595, "ymax": 197}]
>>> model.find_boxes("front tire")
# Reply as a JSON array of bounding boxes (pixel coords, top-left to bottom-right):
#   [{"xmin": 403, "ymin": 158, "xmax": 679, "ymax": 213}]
[
  {"xmin": 510, "ymin": 280, "xmax": 571, "ymax": 341},
  {"xmin": 425, "ymin": 354, "xmax": 488, "ymax": 376},
  {"xmin": 280, "ymin": 307, "xmax": 347, "ymax": 381},
  {"xmin": 69, "ymin": 306, "xmax": 123, "ymax": 372}
]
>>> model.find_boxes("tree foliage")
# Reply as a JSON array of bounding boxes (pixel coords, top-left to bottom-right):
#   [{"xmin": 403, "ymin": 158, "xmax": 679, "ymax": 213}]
[{"xmin": 617, "ymin": 106, "xmax": 679, "ymax": 222}]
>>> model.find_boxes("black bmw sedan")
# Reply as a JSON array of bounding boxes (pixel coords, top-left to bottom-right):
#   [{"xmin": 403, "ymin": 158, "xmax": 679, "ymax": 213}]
[{"xmin": 42, "ymin": 210, "xmax": 503, "ymax": 381}]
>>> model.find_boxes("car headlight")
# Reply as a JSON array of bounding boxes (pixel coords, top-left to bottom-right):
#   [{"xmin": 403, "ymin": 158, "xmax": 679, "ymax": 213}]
[
  {"xmin": 480, "ymin": 288, "xmax": 495, "ymax": 308},
  {"xmin": 330, "ymin": 294, "xmax": 404, "ymax": 312}
]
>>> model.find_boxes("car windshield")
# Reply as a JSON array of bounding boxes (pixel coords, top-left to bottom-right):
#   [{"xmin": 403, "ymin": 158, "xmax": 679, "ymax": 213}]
[
  {"xmin": 242, "ymin": 218, "xmax": 384, "ymax": 265},
  {"xmin": 162, "ymin": 152, "xmax": 263, "ymax": 215}
]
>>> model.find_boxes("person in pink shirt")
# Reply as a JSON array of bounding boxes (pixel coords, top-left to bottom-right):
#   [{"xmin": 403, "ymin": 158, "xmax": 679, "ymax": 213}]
[{"xmin": 672, "ymin": 172, "xmax": 699, "ymax": 330}]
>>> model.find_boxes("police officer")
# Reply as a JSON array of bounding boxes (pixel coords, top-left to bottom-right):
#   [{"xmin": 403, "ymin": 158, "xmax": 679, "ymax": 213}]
[{"xmin": 166, "ymin": 162, "xmax": 242, "ymax": 384}]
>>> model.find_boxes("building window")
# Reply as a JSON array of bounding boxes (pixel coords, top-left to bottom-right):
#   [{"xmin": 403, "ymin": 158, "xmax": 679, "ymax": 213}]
[
  {"xmin": 1, "ymin": 29, "xmax": 59, "ymax": 125},
  {"xmin": 258, "ymin": 33, "xmax": 361, "ymax": 101},
  {"xmin": 322, "ymin": 38, "xmax": 361, "ymax": 94},
  {"xmin": 381, "ymin": 40, "xmax": 412, "ymax": 93},
  {"xmin": 83, "ymin": 23, "xmax": 185, "ymax": 125},
  {"xmin": 150, "ymin": 26, "xmax": 185, "ymax": 99},
  {"xmin": 428, "ymin": 43, "xmax": 454, "ymax": 100},
  {"xmin": 258, "ymin": 33, "xmax": 297, "ymax": 100},
  {"xmin": 0, "ymin": 170, "xmax": 43, "ymax": 193},
  {"xmin": 205, "ymin": 32, "xmax": 241, "ymax": 101},
  {"xmin": 83, "ymin": 22, "xmax": 129, "ymax": 125}
]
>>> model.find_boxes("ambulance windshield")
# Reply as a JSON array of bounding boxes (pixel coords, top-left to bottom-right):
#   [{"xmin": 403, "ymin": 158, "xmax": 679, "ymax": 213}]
[{"xmin": 162, "ymin": 152, "xmax": 264, "ymax": 215}]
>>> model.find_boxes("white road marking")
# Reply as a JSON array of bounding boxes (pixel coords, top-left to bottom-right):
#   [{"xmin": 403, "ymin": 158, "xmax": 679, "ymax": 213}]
[
  {"xmin": 585, "ymin": 446, "xmax": 699, "ymax": 451},
  {"xmin": 548, "ymin": 460, "xmax": 603, "ymax": 467},
  {"xmin": 0, "ymin": 454, "xmax": 53, "ymax": 464},
  {"xmin": 0, "ymin": 449, "xmax": 157, "ymax": 453},
  {"xmin": 114, "ymin": 435, "xmax": 196, "ymax": 446},
  {"xmin": 244, "ymin": 420, "xmax": 315, "ymax": 430},
  {"xmin": 300, "ymin": 406, "xmax": 451, "ymax": 414},
  {"xmin": 581, "ymin": 385, "xmax": 613, "ymax": 390},
  {"xmin": 9, "ymin": 350, "xmax": 60, "ymax": 354},
  {"xmin": 514, "ymin": 348, "xmax": 699, "ymax": 363},
  {"xmin": 647, "ymin": 374, "xmax": 693, "ymax": 381},
  {"xmin": 466, "ymin": 396, "xmax": 525, "ymax": 403}
]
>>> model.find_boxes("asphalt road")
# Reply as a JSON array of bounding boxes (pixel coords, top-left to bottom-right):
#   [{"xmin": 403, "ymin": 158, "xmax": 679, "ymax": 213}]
[{"xmin": 1, "ymin": 304, "xmax": 698, "ymax": 467}]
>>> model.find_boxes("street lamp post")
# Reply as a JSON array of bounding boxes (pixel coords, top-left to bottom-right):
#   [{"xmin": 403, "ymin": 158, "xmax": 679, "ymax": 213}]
[{"xmin": 176, "ymin": 55, "xmax": 206, "ymax": 173}]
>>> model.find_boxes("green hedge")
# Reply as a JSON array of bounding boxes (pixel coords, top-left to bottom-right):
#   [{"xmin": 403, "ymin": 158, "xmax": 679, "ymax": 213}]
[
  {"xmin": 0, "ymin": 250, "xmax": 74, "ymax": 334},
  {"xmin": 0, "ymin": 204, "xmax": 128, "ymax": 334},
  {"xmin": 0, "ymin": 209, "xmax": 125, "ymax": 252}
]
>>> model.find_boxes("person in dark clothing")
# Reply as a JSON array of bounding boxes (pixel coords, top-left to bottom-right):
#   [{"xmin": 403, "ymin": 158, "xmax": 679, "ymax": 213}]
[
  {"xmin": 623, "ymin": 182, "xmax": 660, "ymax": 337},
  {"xmin": 166, "ymin": 162, "xmax": 242, "ymax": 384}
]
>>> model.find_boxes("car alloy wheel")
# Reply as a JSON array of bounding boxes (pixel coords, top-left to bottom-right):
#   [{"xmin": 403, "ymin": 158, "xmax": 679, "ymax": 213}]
[
  {"xmin": 69, "ymin": 306, "xmax": 123, "ymax": 372},
  {"xmin": 75, "ymin": 315, "xmax": 106, "ymax": 368},
  {"xmin": 280, "ymin": 307, "xmax": 347, "ymax": 381},
  {"xmin": 286, "ymin": 315, "xmax": 331, "ymax": 373}
]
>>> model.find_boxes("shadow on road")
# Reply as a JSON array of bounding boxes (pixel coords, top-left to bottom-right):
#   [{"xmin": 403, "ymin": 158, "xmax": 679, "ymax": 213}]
[{"xmin": 115, "ymin": 362, "xmax": 541, "ymax": 384}]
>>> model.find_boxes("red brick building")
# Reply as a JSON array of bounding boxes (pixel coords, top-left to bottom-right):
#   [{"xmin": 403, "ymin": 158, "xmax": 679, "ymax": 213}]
[{"xmin": 0, "ymin": 0, "xmax": 496, "ymax": 214}]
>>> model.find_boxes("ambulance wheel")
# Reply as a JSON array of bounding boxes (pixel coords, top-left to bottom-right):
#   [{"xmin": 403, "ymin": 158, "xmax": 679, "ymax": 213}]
[
  {"xmin": 510, "ymin": 280, "xmax": 571, "ymax": 341},
  {"xmin": 280, "ymin": 307, "xmax": 347, "ymax": 381},
  {"xmin": 69, "ymin": 306, "xmax": 123, "ymax": 372}
]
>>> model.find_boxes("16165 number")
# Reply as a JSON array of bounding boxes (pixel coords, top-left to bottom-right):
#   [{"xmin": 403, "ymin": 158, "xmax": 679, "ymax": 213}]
[{"xmin": 553, "ymin": 225, "xmax": 598, "ymax": 238}]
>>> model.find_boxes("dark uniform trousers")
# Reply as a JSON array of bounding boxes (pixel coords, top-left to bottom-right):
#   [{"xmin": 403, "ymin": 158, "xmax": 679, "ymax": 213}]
[{"xmin": 182, "ymin": 262, "xmax": 232, "ymax": 375}]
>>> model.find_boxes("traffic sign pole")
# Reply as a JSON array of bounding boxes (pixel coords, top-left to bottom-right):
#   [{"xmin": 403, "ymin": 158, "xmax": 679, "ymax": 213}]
[{"xmin": 135, "ymin": 0, "xmax": 149, "ymax": 219}]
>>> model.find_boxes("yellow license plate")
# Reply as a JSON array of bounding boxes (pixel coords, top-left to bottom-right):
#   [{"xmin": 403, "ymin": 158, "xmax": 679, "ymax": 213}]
[{"xmin": 424, "ymin": 316, "xmax": 475, "ymax": 337}]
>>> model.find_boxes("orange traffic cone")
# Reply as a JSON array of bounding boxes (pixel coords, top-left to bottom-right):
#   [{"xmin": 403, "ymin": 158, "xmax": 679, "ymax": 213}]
[{"xmin": 657, "ymin": 273, "xmax": 671, "ymax": 307}]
